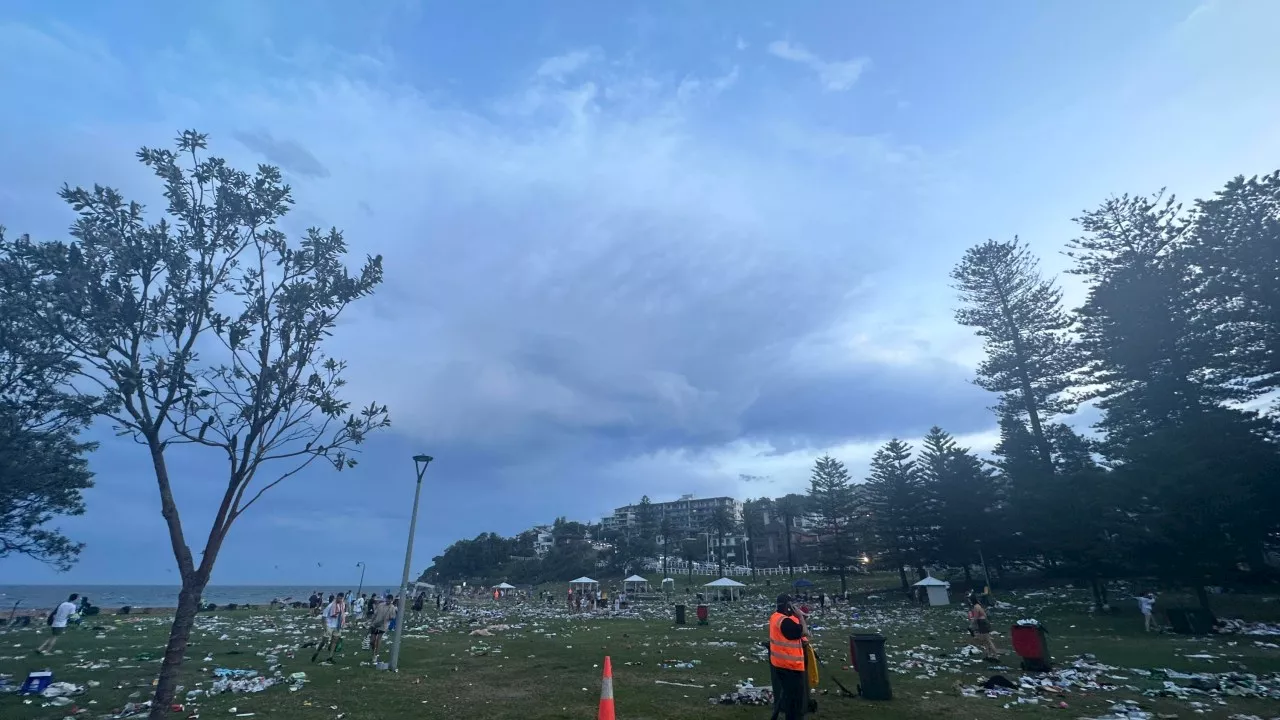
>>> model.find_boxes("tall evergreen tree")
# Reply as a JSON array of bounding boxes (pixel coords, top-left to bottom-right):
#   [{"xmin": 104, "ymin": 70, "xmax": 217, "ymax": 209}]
[
  {"xmin": 1186, "ymin": 171, "xmax": 1280, "ymax": 404},
  {"xmin": 659, "ymin": 516, "xmax": 673, "ymax": 577},
  {"xmin": 0, "ymin": 230, "xmax": 97, "ymax": 569},
  {"xmin": 863, "ymin": 439, "xmax": 927, "ymax": 590},
  {"xmin": 952, "ymin": 238, "xmax": 1076, "ymax": 469},
  {"xmin": 917, "ymin": 426, "xmax": 998, "ymax": 584},
  {"xmin": 636, "ymin": 495, "xmax": 657, "ymax": 540},
  {"xmin": 807, "ymin": 455, "xmax": 857, "ymax": 594},
  {"xmin": 709, "ymin": 504, "xmax": 738, "ymax": 577},
  {"xmin": 1070, "ymin": 191, "xmax": 1280, "ymax": 604},
  {"xmin": 774, "ymin": 493, "xmax": 808, "ymax": 578},
  {"xmin": 741, "ymin": 498, "xmax": 769, "ymax": 579}
]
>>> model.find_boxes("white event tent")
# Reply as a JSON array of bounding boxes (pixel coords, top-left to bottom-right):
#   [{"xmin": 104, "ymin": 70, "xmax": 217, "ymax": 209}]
[{"xmin": 703, "ymin": 577, "xmax": 747, "ymax": 601}]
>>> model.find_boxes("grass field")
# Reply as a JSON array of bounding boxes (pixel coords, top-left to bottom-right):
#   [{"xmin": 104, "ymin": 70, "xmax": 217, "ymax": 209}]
[{"xmin": 3, "ymin": 581, "xmax": 1279, "ymax": 719}]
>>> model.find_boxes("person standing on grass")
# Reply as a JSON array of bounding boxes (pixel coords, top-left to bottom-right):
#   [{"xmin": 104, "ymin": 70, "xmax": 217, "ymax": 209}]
[
  {"xmin": 768, "ymin": 594, "xmax": 809, "ymax": 720},
  {"xmin": 37, "ymin": 593, "xmax": 80, "ymax": 655},
  {"xmin": 970, "ymin": 595, "xmax": 999, "ymax": 660},
  {"xmin": 1138, "ymin": 591, "xmax": 1156, "ymax": 632},
  {"xmin": 312, "ymin": 593, "xmax": 346, "ymax": 664},
  {"xmin": 352, "ymin": 593, "xmax": 365, "ymax": 619},
  {"xmin": 368, "ymin": 597, "xmax": 396, "ymax": 661}
]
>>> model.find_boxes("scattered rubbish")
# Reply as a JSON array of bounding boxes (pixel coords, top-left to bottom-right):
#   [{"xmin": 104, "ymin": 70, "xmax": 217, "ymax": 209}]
[
  {"xmin": 656, "ymin": 680, "xmax": 705, "ymax": 689},
  {"xmin": 709, "ymin": 681, "xmax": 772, "ymax": 705}
]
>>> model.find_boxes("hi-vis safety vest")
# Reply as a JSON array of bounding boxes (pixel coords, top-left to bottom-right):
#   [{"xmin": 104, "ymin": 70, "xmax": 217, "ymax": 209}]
[{"xmin": 769, "ymin": 612, "xmax": 806, "ymax": 671}]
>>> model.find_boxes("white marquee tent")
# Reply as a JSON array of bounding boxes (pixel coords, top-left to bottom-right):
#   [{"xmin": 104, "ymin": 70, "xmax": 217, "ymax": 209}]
[
  {"xmin": 704, "ymin": 577, "xmax": 747, "ymax": 602},
  {"xmin": 912, "ymin": 575, "xmax": 951, "ymax": 606},
  {"xmin": 569, "ymin": 577, "xmax": 599, "ymax": 595},
  {"xmin": 623, "ymin": 575, "xmax": 651, "ymax": 594}
]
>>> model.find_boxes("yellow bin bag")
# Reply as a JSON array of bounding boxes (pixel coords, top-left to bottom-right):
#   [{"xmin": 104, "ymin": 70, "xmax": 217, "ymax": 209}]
[{"xmin": 805, "ymin": 644, "xmax": 819, "ymax": 688}]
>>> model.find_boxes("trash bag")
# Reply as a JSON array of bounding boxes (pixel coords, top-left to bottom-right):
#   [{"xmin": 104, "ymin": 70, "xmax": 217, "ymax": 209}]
[{"xmin": 805, "ymin": 644, "xmax": 819, "ymax": 688}]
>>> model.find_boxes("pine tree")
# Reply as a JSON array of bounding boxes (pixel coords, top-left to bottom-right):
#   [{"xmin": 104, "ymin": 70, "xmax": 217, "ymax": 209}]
[
  {"xmin": 990, "ymin": 412, "xmax": 1053, "ymax": 564},
  {"xmin": 863, "ymin": 440, "xmax": 927, "ymax": 590},
  {"xmin": 774, "ymin": 493, "xmax": 808, "ymax": 578},
  {"xmin": 807, "ymin": 455, "xmax": 857, "ymax": 594},
  {"xmin": 636, "ymin": 495, "xmax": 657, "ymax": 540},
  {"xmin": 742, "ymin": 498, "xmax": 769, "ymax": 579},
  {"xmin": 952, "ymin": 238, "xmax": 1077, "ymax": 469},
  {"xmin": 1070, "ymin": 190, "xmax": 1280, "ymax": 605},
  {"xmin": 917, "ymin": 427, "xmax": 998, "ymax": 585},
  {"xmin": 1186, "ymin": 171, "xmax": 1280, "ymax": 403},
  {"xmin": 709, "ymin": 504, "xmax": 738, "ymax": 577}
]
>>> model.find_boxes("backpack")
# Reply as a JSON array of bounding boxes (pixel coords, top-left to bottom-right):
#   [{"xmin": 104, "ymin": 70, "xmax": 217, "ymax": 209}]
[{"xmin": 46, "ymin": 610, "xmax": 56, "ymax": 626}]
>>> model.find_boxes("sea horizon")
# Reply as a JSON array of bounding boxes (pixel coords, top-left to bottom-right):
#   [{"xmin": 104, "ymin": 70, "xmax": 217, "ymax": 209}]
[{"xmin": 0, "ymin": 583, "xmax": 411, "ymax": 610}]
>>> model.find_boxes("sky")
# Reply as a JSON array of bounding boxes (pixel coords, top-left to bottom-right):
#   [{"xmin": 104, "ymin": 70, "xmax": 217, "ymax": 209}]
[{"xmin": 3, "ymin": 0, "xmax": 1279, "ymax": 585}]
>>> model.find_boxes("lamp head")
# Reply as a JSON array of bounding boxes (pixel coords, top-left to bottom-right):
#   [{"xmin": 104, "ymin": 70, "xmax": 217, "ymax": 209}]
[{"xmin": 413, "ymin": 454, "xmax": 433, "ymax": 464}]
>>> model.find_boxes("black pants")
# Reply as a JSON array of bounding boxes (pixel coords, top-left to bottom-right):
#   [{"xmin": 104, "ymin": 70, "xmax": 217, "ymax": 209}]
[{"xmin": 770, "ymin": 665, "xmax": 806, "ymax": 720}]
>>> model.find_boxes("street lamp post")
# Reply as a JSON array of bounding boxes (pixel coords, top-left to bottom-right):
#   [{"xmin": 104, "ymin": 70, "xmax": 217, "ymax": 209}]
[
  {"xmin": 355, "ymin": 562, "xmax": 366, "ymax": 601},
  {"xmin": 389, "ymin": 454, "xmax": 432, "ymax": 672}
]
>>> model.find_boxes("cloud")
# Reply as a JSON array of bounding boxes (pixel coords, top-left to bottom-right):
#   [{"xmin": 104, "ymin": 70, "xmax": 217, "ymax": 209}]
[
  {"xmin": 535, "ymin": 48, "xmax": 600, "ymax": 81},
  {"xmin": 767, "ymin": 40, "xmax": 869, "ymax": 92},
  {"xmin": 0, "ymin": 22, "xmax": 961, "ymax": 569},
  {"xmin": 233, "ymin": 129, "xmax": 331, "ymax": 178},
  {"xmin": 26, "ymin": 0, "xmax": 1280, "ymax": 579}
]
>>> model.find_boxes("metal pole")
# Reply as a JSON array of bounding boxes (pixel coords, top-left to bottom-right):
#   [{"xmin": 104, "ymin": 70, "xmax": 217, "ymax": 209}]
[
  {"xmin": 355, "ymin": 562, "xmax": 366, "ymax": 602},
  {"xmin": 390, "ymin": 457, "xmax": 431, "ymax": 671}
]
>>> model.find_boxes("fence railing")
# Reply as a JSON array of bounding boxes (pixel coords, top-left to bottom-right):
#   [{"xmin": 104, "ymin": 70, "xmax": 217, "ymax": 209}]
[{"xmin": 639, "ymin": 559, "xmax": 831, "ymax": 577}]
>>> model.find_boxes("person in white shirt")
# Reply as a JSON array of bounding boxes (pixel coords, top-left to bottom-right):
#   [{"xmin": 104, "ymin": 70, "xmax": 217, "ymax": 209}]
[
  {"xmin": 352, "ymin": 594, "xmax": 366, "ymax": 618},
  {"xmin": 311, "ymin": 594, "xmax": 346, "ymax": 664},
  {"xmin": 1138, "ymin": 591, "xmax": 1156, "ymax": 632},
  {"xmin": 37, "ymin": 593, "xmax": 80, "ymax": 655}
]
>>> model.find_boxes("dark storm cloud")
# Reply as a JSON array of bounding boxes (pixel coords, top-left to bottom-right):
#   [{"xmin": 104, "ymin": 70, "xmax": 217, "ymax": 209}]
[{"xmin": 233, "ymin": 129, "xmax": 331, "ymax": 178}]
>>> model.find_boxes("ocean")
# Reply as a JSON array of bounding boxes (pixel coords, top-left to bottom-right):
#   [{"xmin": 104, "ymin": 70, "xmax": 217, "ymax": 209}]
[{"xmin": 0, "ymin": 584, "xmax": 405, "ymax": 611}]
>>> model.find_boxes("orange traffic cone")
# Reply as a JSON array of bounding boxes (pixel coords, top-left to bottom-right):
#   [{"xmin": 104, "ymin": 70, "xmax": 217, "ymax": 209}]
[{"xmin": 598, "ymin": 655, "xmax": 615, "ymax": 720}]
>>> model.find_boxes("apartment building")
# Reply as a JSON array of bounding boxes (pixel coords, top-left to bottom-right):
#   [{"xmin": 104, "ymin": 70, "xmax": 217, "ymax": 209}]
[{"xmin": 602, "ymin": 495, "xmax": 743, "ymax": 534}]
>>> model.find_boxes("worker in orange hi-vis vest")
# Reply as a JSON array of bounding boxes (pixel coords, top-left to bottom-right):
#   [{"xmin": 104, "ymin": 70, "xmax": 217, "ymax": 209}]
[{"xmin": 768, "ymin": 594, "xmax": 810, "ymax": 720}]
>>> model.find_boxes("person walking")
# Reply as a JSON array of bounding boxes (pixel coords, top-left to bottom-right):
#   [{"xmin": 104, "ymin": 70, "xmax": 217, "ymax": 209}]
[
  {"xmin": 312, "ymin": 594, "xmax": 346, "ymax": 664},
  {"xmin": 37, "ymin": 593, "xmax": 80, "ymax": 655},
  {"xmin": 768, "ymin": 593, "xmax": 809, "ymax": 720},
  {"xmin": 368, "ymin": 597, "xmax": 396, "ymax": 662},
  {"xmin": 970, "ymin": 594, "xmax": 999, "ymax": 660}
]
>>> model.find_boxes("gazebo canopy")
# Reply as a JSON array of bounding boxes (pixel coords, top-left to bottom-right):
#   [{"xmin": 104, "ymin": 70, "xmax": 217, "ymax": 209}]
[
  {"xmin": 704, "ymin": 578, "xmax": 747, "ymax": 587},
  {"xmin": 569, "ymin": 577, "xmax": 599, "ymax": 585},
  {"xmin": 662, "ymin": 578, "xmax": 676, "ymax": 583},
  {"xmin": 703, "ymin": 577, "xmax": 746, "ymax": 601},
  {"xmin": 623, "ymin": 575, "xmax": 648, "ymax": 583},
  {"xmin": 493, "ymin": 582, "xmax": 517, "ymax": 590},
  {"xmin": 912, "ymin": 576, "xmax": 949, "ymax": 587}
]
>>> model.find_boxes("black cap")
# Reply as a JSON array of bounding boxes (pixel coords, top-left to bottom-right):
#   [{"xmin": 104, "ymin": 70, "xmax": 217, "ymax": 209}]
[{"xmin": 776, "ymin": 593, "xmax": 792, "ymax": 610}]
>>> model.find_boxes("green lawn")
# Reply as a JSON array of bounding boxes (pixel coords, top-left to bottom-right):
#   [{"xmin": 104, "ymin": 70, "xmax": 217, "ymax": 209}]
[{"xmin": 2, "ymin": 583, "xmax": 1279, "ymax": 719}]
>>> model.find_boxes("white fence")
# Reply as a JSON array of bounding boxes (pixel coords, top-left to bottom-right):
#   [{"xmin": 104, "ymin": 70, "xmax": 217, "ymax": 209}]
[{"xmin": 640, "ymin": 558, "xmax": 831, "ymax": 578}]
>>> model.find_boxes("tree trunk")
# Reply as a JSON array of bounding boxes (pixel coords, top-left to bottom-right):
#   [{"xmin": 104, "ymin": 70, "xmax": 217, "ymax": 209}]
[
  {"xmin": 1195, "ymin": 584, "xmax": 1211, "ymax": 613},
  {"xmin": 897, "ymin": 563, "xmax": 909, "ymax": 591},
  {"xmin": 1089, "ymin": 575, "xmax": 1104, "ymax": 612},
  {"xmin": 148, "ymin": 581, "xmax": 204, "ymax": 720},
  {"xmin": 839, "ymin": 564, "xmax": 847, "ymax": 595},
  {"xmin": 785, "ymin": 529, "xmax": 795, "ymax": 578},
  {"xmin": 963, "ymin": 564, "xmax": 973, "ymax": 586}
]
